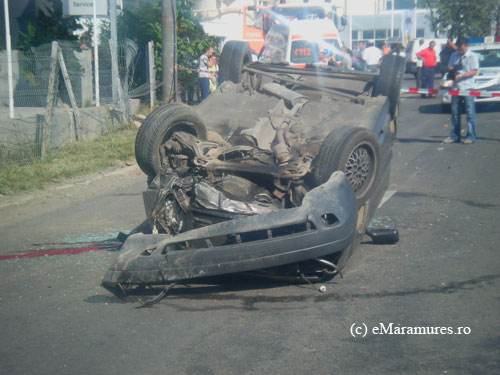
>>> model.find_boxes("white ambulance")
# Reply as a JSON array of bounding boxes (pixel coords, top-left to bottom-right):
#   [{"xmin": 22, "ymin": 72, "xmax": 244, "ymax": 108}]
[{"xmin": 259, "ymin": 18, "xmax": 343, "ymax": 67}]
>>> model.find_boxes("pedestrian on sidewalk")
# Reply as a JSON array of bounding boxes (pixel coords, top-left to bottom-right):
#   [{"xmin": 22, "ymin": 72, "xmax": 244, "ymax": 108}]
[
  {"xmin": 444, "ymin": 38, "xmax": 479, "ymax": 144},
  {"xmin": 199, "ymin": 47, "xmax": 214, "ymax": 101},
  {"xmin": 416, "ymin": 40, "xmax": 437, "ymax": 98}
]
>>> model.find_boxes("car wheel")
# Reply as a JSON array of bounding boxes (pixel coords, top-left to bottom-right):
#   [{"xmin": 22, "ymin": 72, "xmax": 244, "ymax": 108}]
[
  {"xmin": 313, "ymin": 127, "xmax": 381, "ymax": 205},
  {"xmin": 135, "ymin": 104, "xmax": 207, "ymax": 178},
  {"xmin": 219, "ymin": 41, "xmax": 252, "ymax": 84},
  {"xmin": 373, "ymin": 54, "xmax": 406, "ymax": 119}
]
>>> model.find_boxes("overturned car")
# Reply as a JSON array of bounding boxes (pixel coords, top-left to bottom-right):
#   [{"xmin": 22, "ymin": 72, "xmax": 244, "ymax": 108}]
[{"xmin": 103, "ymin": 42, "xmax": 405, "ymax": 290}]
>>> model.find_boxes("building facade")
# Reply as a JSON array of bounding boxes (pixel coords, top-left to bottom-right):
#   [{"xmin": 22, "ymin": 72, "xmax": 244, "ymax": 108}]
[{"xmin": 193, "ymin": 0, "xmax": 442, "ymax": 49}]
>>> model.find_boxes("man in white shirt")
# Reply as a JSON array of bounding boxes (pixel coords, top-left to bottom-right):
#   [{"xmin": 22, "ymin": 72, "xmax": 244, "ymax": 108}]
[
  {"xmin": 362, "ymin": 40, "xmax": 382, "ymax": 72},
  {"xmin": 199, "ymin": 47, "xmax": 214, "ymax": 101},
  {"xmin": 444, "ymin": 38, "xmax": 479, "ymax": 144}
]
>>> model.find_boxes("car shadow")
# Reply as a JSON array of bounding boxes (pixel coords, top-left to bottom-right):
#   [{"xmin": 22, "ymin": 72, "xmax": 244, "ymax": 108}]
[{"xmin": 88, "ymin": 272, "xmax": 341, "ymax": 308}]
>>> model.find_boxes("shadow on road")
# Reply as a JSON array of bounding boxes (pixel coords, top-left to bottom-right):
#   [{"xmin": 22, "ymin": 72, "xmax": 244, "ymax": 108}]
[
  {"xmin": 87, "ymin": 272, "xmax": 340, "ymax": 308},
  {"xmin": 395, "ymin": 191, "xmax": 499, "ymax": 209},
  {"xmin": 418, "ymin": 102, "xmax": 500, "ymax": 115},
  {"xmin": 85, "ymin": 273, "xmax": 500, "ymax": 311},
  {"xmin": 396, "ymin": 137, "xmax": 443, "ymax": 144}
]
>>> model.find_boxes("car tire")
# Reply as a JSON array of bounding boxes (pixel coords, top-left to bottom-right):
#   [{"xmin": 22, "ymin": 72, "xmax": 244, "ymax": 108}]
[
  {"xmin": 219, "ymin": 41, "xmax": 252, "ymax": 84},
  {"xmin": 135, "ymin": 104, "xmax": 207, "ymax": 178},
  {"xmin": 373, "ymin": 54, "xmax": 406, "ymax": 119},
  {"xmin": 313, "ymin": 126, "xmax": 381, "ymax": 205}
]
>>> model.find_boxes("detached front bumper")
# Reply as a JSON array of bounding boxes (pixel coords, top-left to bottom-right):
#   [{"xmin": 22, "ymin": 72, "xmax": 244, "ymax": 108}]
[{"xmin": 102, "ymin": 171, "xmax": 357, "ymax": 286}]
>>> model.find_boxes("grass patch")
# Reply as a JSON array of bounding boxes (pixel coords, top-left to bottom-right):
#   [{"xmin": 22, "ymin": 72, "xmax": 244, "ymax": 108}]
[{"xmin": 0, "ymin": 125, "xmax": 138, "ymax": 195}]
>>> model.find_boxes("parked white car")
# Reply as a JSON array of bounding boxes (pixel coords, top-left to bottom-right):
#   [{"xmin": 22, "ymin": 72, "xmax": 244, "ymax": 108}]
[
  {"xmin": 470, "ymin": 43, "xmax": 500, "ymax": 102},
  {"xmin": 441, "ymin": 42, "xmax": 500, "ymax": 108}
]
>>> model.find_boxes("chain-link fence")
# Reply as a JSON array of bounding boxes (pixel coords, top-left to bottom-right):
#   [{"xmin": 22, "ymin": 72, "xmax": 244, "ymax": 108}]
[{"xmin": 0, "ymin": 40, "xmax": 139, "ymax": 166}]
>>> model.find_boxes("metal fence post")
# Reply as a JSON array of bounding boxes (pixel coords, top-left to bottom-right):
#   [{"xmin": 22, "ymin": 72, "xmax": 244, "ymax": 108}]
[
  {"xmin": 36, "ymin": 114, "xmax": 44, "ymax": 157},
  {"xmin": 148, "ymin": 41, "xmax": 156, "ymax": 110},
  {"xmin": 41, "ymin": 41, "xmax": 59, "ymax": 158},
  {"xmin": 109, "ymin": 39, "xmax": 129, "ymax": 122},
  {"xmin": 57, "ymin": 48, "xmax": 83, "ymax": 141}
]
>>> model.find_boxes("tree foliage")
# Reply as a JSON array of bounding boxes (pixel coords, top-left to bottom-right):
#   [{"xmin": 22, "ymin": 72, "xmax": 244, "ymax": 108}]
[
  {"xmin": 118, "ymin": 0, "xmax": 219, "ymax": 92},
  {"xmin": 423, "ymin": 0, "xmax": 500, "ymax": 38},
  {"xmin": 17, "ymin": 1, "xmax": 82, "ymax": 51}
]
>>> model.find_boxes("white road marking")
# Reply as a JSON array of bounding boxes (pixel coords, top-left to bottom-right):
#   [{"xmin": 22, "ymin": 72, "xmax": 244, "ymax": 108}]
[{"xmin": 378, "ymin": 190, "xmax": 397, "ymax": 208}]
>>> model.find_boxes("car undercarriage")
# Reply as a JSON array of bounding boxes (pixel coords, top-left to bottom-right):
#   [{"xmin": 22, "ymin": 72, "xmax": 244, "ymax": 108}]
[{"xmin": 103, "ymin": 44, "xmax": 405, "ymax": 295}]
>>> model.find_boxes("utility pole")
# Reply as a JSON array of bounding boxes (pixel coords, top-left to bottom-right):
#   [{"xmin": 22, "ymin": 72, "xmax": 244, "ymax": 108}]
[
  {"xmin": 413, "ymin": 0, "xmax": 418, "ymax": 40},
  {"xmin": 391, "ymin": 0, "xmax": 394, "ymax": 38},
  {"xmin": 110, "ymin": 0, "xmax": 118, "ymax": 104},
  {"xmin": 93, "ymin": 0, "xmax": 100, "ymax": 106},
  {"xmin": 3, "ymin": 0, "xmax": 14, "ymax": 118},
  {"xmin": 161, "ymin": 0, "xmax": 177, "ymax": 102}
]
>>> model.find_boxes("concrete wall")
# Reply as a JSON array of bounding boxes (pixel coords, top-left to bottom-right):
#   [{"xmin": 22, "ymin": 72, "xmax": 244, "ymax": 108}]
[
  {"xmin": 0, "ymin": 51, "xmax": 20, "ymax": 107},
  {"xmin": 0, "ymin": 106, "xmax": 111, "ymax": 150},
  {"xmin": 73, "ymin": 49, "xmax": 93, "ymax": 108},
  {"xmin": 0, "ymin": 99, "xmax": 139, "ymax": 155}
]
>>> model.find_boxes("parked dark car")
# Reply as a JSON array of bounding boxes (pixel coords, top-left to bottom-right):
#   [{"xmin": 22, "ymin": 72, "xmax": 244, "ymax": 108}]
[{"xmin": 103, "ymin": 42, "xmax": 405, "ymax": 292}]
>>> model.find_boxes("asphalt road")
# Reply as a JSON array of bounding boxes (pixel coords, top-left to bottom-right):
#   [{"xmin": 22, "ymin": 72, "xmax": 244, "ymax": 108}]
[{"xmin": 0, "ymin": 80, "xmax": 499, "ymax": 375}]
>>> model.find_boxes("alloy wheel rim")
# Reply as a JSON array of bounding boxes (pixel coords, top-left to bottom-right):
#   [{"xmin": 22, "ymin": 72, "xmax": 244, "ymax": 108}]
[{"xmin": 345, "ymin": 145, "xmax": 371, "ymax": 193}]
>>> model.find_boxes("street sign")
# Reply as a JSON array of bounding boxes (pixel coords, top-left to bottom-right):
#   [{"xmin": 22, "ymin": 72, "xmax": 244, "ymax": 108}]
[{"xmin": 62, "ymin": 0, "xmax": 108, "ymax": 16}]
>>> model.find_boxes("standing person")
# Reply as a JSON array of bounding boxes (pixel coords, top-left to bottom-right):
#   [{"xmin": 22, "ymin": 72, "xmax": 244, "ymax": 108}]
[
  {"xmin": 199, "ymin": 47, "xmax": 214, "ymax": 101},
  {"xmin": 352, "ymin": 41, "xmax": 367, "ymax": 70},
  {"xmin": 362, "ymin": 40, "xmax": 382, "ymax": 72},
  {"xmin": 444, "ymin": 38, "xmax": 479, "ymax": 144},
  {"xmin": 391, "ymin": 43, "xmax": 405, "ymax": 57},
  {"xmin": 353, "ymin": 41, "xmax": 365, "ymax": 60},
  {"xmin": 382, "ymin": 42, "xmax": 390, "ymax": 55},
  {"xmin": 208, "ymin": 55, "xmax": 219, "ymax": 93},
  {"xmin": 415, "ymin": 39, "xmax": 425, "ymax": 88},
  {"xmin": 439, "ymin": 38, "xmax": 458, "ymax": 76},
  {"xmin": 316, "ymin": 49, "xmax": 335, "ymax": 67},
  {"xmin": 340, "ymin": 46, "xmax": 353, "ymax": 70},
  {"xmin": 416, "ymin": 40, "xmax": 437, "ymax": 97}
]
